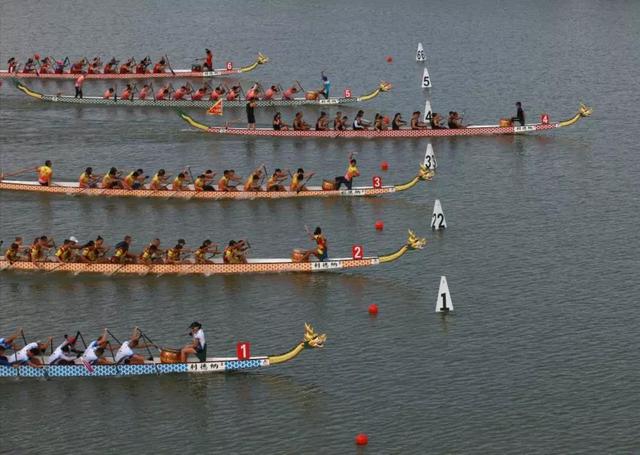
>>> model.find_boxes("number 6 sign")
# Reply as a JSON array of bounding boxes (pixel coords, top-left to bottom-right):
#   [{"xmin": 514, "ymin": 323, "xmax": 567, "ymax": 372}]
[
  {"xmin": 372, "ymin": 176, "xmax": 382, "ymax": 189},
  {"xmin": 236, "ymin": 342, "xmax": 250, "ymax": 360},
  {"xmin": 352, "ymin": 245, "xmax": 364, "ymax": 260},
  {"xmin": 226, "ymin": 61, "xmax": 233, "ymax": 71}
]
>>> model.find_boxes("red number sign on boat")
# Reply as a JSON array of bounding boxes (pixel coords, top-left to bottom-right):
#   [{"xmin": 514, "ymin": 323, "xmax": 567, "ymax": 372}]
[
  {"xmin": 226, "ymin": 61, "xmax": 233, "ymax": 71},
  {"xmin": 344, "ymin": 88, "xmax": 352, "ymax": 98},
  {"xmin": 541, "ymin": 113, "xmax": 550, "ymax": 124},
  {"xmin": 352, "ymin": 245, "xmax": 364, "ymax": 260},
  {"xmin": 236, "ymin": 342, "xmax": 251, "ymax": 360},
  {"xmin": 372, "ymin": 176, "xmax": 382, "ymax": 189}
]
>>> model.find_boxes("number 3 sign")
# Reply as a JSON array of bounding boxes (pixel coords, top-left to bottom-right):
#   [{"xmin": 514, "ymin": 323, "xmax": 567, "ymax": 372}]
[
  {"xmin": 372, "ymin": 176, "xmax": 382, "ymax": 189},
  {"xmin": 236, "ymin": 342, "xmax": 250, "ymax": 360},
  {"xmin": 352, "ymin": 245, "xmax": 364, "ymax": 260}
]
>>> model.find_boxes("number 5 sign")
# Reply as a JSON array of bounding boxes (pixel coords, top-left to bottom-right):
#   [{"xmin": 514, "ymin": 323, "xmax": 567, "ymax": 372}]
[
  {"xmin": 421, "ymin": 67, "xmax": 432, "ymax": 88},
  {"xmin": 226, "ymin": 61, "xmax": 233, "ymax": 71},
  {"xmin": 352, "ymin": 245, "xmax": 364, "ymax": 260},
  {"xmin": 236, "ymin": 342, "xmax": 250, "ymax": 360}
]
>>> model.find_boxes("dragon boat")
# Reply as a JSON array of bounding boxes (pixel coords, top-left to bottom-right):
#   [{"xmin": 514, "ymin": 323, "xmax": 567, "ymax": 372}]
[
  {"xmin": 13, "ymin": 80, "xmax": 392, "ymax": 108},
  {"xmin": 0, "ymin": 323, "xmax": 326, "ymax": 379},
  {"xmin": 0, "ymin": 164, "xmax": 432, "ymax": 201},
  {"xmin": 179, "ymin": 104, "xmax": 592, "ymax": 139},
  {"xmin": 0, "ymin": 231, "xmax": 426, "ymax": 277},
  {"xmin": 0, "ymin": 54, "xmax": 268, "ymax": 80}
]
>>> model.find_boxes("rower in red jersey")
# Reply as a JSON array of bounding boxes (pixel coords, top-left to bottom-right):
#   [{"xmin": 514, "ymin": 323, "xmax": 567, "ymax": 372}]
[
  {"xmin": 209, "ymin": 85, "xmax": 225, "ymax": 101},
  {"xmin": 103, "ymin": 87, "xmax": 115, "ymax": 99},
  {"xmin": 120, "ymin": 84, "xmax": 133, "ymax": 100},
  {"xmin": 263, "ymin": 85, "xmax": 278, "ymax": 100},
  {"xmin": 155, "ymin": 84, "xmax": 172, "ymax": 100},
  {"xmin": 173, "ymin": 84, "xmax": 191, "ymax": 101},
  {"xmin": 152, "ymin": 58, "xmax": 166, "ymax": 73},
  {"xmin": 87, "ymin": 57, "xmax": 101, "ymax": 74},
  {"xmin": 69, "ymin": 58, "xmax": 86, "ymax": 74},
  {"xmin": 119, "ymin": 58, "xmax": 135, "ymax": 74},
  {"xmin": 282, "ymin": 85, "xmax": 299, "ymax": 100},
  {"xmin": 245, "ymin": 83, "xmax": 261, "ymax": 101},
  {"xmin": 138, "ymin": 84, "xmax": 151, "ymax": 100},
  {"xmin": 103, "ymin": 58, "xmax": 118, "ymax": 74},
  {"xmin": 7, "ymin": 57, "xmax": 18, "ymax": 73},
  {"xmin": 226, "ymin": 85, "xmax": 241, "ymax": 101},
  {"xmin": 135, "ymin": 57, "xmax": 151, "ymax": 74},
  {"xmin": 38, "ymin": 57, "xmax": 52, "ymax": 74},
  {"xmin": 23, "ymin": 58, "xmax": 36, "ymax": 73},
  {"xmin": 204, "ymin": 48, "xmax": 213, "ymax": 71},
  {"xmin": 191, "ymin": 85, "xmax": 207, "ymax": 101}
]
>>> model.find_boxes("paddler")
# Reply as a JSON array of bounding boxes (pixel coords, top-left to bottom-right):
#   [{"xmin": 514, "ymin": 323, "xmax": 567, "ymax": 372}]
[
  {"xmin": 267, "ymin": 168, "xmax": 288, "ymax": 191},
  {"xmin": 203, "ymin": 49, "xmax": 214, "ymax": 71},
  {"xmin": 392, "ymin": 113, "xmax": 407, "ymax": 130},
  {"xmin": 0, "ymin": 328, "xmax": 21, "ymax": 353},
  {"xmin": 114, "ymin": 328, "xmax": 151, "ymax": 364},
  {"xmin": 102, "ymin": 87, "xmax": 115, "ymax": 100},
  {"xmin": 48, "ymin": 335, "xmax": 80, "ymax": 365},
  {"xmin": 138, "ymin": 84, "xmax": 151, "ymax": 100},
  {"xmin": 430, "ymin": 112, "xmax": 444, "ymax": 129},
  {"xmin": 226, "ymin": 85, "xmax": 241, "ymax": 101},
  {"xmin": 171, "ymin": 172, "xmax": 189, "ymax": 191},
  {"xmin": 334, "ymin": 154, "xmax": 360, "ymax": 190},
  {"xmin": 165, "ymin": 239, "xmax": 188, "ymax": 264},
  {"xmin": 54, "ymin": 58, "xmax": 68, "ymax": 74},
  {"xmin": 303, "ymin": 226, "xmax": 328, "ymax": 262},
  {"xmin": 209, "ymin": 85, "xmax": 225, "ymax": 101},
  {"xmin": 511, "ymin": 101, "xmax": 525, "ymax": 126},
  {"xmin": 119, "ymin": 57, "xmax": 135, "ymax": 74},
  {"xmin": 111, "ymin": 235, "xmax": 136, "ymax": 264},
  {"xmin": 123, "ymin": 169, "xmax": 146, "ymax": 190},
  {"xmin": 139, "ymin": 244, "xmax": 160, "ymax": 264},
  {"xmin": 180, "ymin": 322, "xmax": 206, "ymax": 363},
  {"xmin": 152, "ymin": 57, "xmax": 166, "ymax": 73},
  {"xmin": 4, "ymin": 243, "xmax": 23, "ymax": 263},
  {"xmin": 69, "ymin": 58, "xmax": 87, "ymax": 74},
  {"xmin": 102, "ymin": 167, "xmax": 123, "ymax": 189},
  {"xmin": 272, "ymin": 112, "xmax": 289, "ymax": 130},
  {"xmin": 120, "ymin": 84, "xmax": 134, "ymax": 101},
  {"xmin": 39, "ymin": 56, "xmax": 52, "ymax": 73},
  {"xmin": 7, "ymin": 57, "xmax": 18, "ymax": 73},
  {"xmin": 150, "ymin": 169, "xmax": 169, "ymax": 190},
  {"xmin": 282, "ymin": 85, "xmax": 298, "ymax": 100},
  {"xmin": 79, "ymin": 167, "xmax": 100, "ymax": 188},
  {"xmin": 293, "ymin": 112, "xmax": 310, "ymax": 131},
  {"xmin": 223, "ymin": 240, "xmax": 249, "ymax": 264},
  {"xmin": 352, "ymin": 110, "xmax": 370, "ymax": 130},
  {"xmin": 155, "ymin": 84, "xmax": 172, "ymax": 100},
  {"xmin": 78, "ymin": 240, "xmax": 99, "ymax": 263},
  {"xmin": 194, "ymin": 170, "xmax": 216, "ymax": 191},
  {"xmin": 81, "ymin": 329, "xmax": 110, "ymax": 366},
  {"xmin": 333, "ymin": 112, "xmax": 344, "ymax": 131},
  {"xmin": 245, "ymin": 83, "xmax": 261, "ymax": 101},
  {"xmin": 36, "ymin": 160, "xmax": 53, "ymax": 186},
  {"xmin": 103, "ymin": 57, "xmax": 118, "ymax": 74},
  {"xmin": 410, "ymin": 111, "xmax": 428, "ymax": 130},
  {"xmin": 263, "ymin": 85, "xmax": 279, "ymax": 100},
  {"xmin": 243, "ymin": 166, "xmax": 264, "ymax": 191},
  {"xmin": 315, "ymin": 111, "xmax": 329, "ymax": 131},
  {"xmin": 194, "ymin": 240, "xmax": 219, "ymax": 264},
  {"xmin": 23, "ymin": 58, "xmax": 36, "ymax": 73},
  {"xmin": 54, "ymin": 238, "xmax": 78, "ymax": 263},
  {"xmin": 218, "ymin": 169, "xmax": 241, "ymax": 192},
  {"xmin": 88, "ymin": 57, "xmax": 101, "ymax": 74},
  {"xmin": 191, "ymin": 85, "xmax": 208, "ymax": 101},
  {"xmin": 135, "ymin": 56, "xmax": 151, "ymax": 74},
  {"xmin": 290, "ymin": 168, "xmax": 312, "ymax": 192},
  {"xmin": 173, "ymin": 84, "xmax": 192, "ymax": 101},
  {"xmin": 10, "ymin": 337, "xmax": 52, "ymax": 367},
  {"xmin": 29, "ymin": 235, "xmax": 54, "ymax": 263}
]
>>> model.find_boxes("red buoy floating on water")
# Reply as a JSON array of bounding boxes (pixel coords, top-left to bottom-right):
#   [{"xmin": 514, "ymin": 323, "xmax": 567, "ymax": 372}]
[
  {"xmin": 385, "ymin": 55, "xmax": 393, "ymax": 63},
  {"xmin": 34, "ymin": 53, "xmax": 41, "ymax": 61},
  {"xmin": 375, "ymin": 220, "xmax": 384, "ymax": 231},
  {"xmin": 380, "ymin": 161, "xmax": 389, "ymax": 171},
  {"xmin": 355, "ymin": 433, "xmax": 369, "ymax": 446},
  {"xmin": 368, "ymin": 304, "xmax": 379, "ymax": 315}
]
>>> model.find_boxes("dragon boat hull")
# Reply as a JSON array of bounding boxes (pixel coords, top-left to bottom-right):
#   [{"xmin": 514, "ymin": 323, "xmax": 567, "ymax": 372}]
[
  {"xmin": 179, "ymin": 104, "xmax": 592, "ymax": 139},
  {"xmin": 14, "ymin": 80, "xmax": 391, "ymax": 108}
]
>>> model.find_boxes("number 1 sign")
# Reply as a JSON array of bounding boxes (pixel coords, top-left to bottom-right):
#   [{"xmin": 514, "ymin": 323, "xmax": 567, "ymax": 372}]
[{"xmin": 236, "ymin": 342, "xmax": 250, "ymax": 360}]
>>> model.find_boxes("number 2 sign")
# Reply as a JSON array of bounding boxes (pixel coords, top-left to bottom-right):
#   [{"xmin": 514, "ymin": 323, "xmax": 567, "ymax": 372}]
[
  {"xmin": 352, "ymin": 245, "xmax": 364, "ymax": 260},
  {"xmin": 344, "ymin": 88, "xmax": 352, "ymax": 98},
  {"xmin": 226, "ymin": 61, "xmax": 233, "ymax": 71},
  {"xmin": 372, "ymin": 176, "xmax": 382, "ymax": 188},
  {"xmin": 236, "ymin": 342, "xmax": 250, "ymax": 360}
]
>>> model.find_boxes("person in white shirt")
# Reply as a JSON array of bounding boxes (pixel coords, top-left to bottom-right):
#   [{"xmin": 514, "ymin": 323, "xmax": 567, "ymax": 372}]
[
  {"xmin": 180, "ymin": 322, "xmax": 206, "ymax": 363},
  {"xmin": 11, "ymin": 337, "xmax": 52, "ymax": 367},
  {"xmin": 81, "ymin": 329, "xmax": 110, "ymax": 365},
  {"xmin": 114, "ymin": 328, "xmax": 152, "ymax": 364},
  {"xmin": 48, "ymin": 335, "xmax": 80, "ymax": 365}
]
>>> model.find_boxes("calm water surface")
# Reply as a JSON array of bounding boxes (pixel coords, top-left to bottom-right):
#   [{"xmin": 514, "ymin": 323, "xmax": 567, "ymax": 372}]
[{"xmin": 1, "ymin": 0, "xmax": 639, "ymax": 453}]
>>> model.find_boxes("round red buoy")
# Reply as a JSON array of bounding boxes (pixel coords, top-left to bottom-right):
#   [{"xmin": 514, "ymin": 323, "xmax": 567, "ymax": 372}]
[
  {"xmin": 380, "ymin": 161, "xmax": 389, "ymax": 171},
  {"xmin": 385, "ymin": 55, "xmax": 393, "ymax": 63},
  {"xmin": 368, "ymin": 304, "xmax": 379, "ymax": 315},
  {"xmin": 355, "ymin": 433, "xmax": 369, "ymax": 446},
  {"xmin": 375, "ymin": 220, "xmax": 384, "ymax": 231},
  {"xmin": 34, "ymin": 53, "xmax": 41, "ymax": 60}
]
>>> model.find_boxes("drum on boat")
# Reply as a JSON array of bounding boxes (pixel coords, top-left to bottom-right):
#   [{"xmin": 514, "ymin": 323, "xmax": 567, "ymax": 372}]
[
  {"xmin": 499, "ymin": 118, "xmax": 513, "ymax": 127},
  {"xmin": 160, "ymin": 348, "xmax": 181, "ymax": 363},
  {"xmin": 291, "ymin": 249, "xmax": 306, "ymax": 263},
  {"xmin": 305, "ymin": 91, "xmax": 318, "ymax": 100},
  {"xmin": 322, "ymin": 180, "xmax": 336, "ymax": 190}
]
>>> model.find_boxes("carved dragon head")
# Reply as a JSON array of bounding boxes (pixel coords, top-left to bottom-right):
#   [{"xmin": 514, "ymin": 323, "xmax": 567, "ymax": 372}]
[
  {"xmin": 257, "ymin": 53, "xmax": 269, "ymax": 64},
  {"xmin": 578, "ymin": 103, "xmax": 592, "ymax": 118},
  {"xmin": 303, "ymin": 323, "xmax": 327, "ymax": 348},
  {"xmin": 407, "ymin": 230, "xmax": 427, "ymax": 250},
  {"xmin": 418, "ymin": 163, "xmax": 435, "ymax": 181},
  {"xmin": 379, "ymin": 81, "xmax": 393, "ymax": 92}
]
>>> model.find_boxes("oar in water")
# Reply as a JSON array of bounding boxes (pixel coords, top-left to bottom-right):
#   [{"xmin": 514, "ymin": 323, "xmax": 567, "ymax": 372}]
[
  {"xmin": 0, "ymin": 166, "xmax": 35, "ymax": 180},
  {"xmin": 164, "ymin": 54, "xmax": 176, "ymax": 76}
]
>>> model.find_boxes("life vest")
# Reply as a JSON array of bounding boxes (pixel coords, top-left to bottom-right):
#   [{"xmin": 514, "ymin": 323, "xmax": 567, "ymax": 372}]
[
  {"xmin": 194, "ymin": 177, "xmax": 205, "ymax": 191},
  {"xmin": 140, "ymin": 247, "xmax": 154, "ymax": 261},
  {"xmin": 172, "ymin": 176, "xmax": 184, "ymax": 190},
  {"xmin": 226, "ymin": 91, "xmax": 238, "ymax": 101},
  {"xmin": 119, "ymin": 63, "xmax": 131, "ymax": 74},
  {"xmin": 123, "ymin": 173, "xmax": 136, "ymax": 188},
  {"xmin": 191, "ymin": 89, "xmax": 205, "ymax": 101},
  {"xmin": 150, "ymin": 174, "xmax": 163, "ymax": 189},
  {"xmin": 103, "ymin": 63, "xmax": 115, "ymax": 74},
  {"xmin": 138, "ymin": 88, "xmax": 149, "ymax": 100},
  {"xmin": 103, "ymin": 89, "xmax": 113, "ymax": 99},
  {"xmin": 345, "ymin": 164, "xmax": 359, "ymax": 181},
  {"xmin": 314, "ymin": 234, "xmax": 327, "ymax": 254},
  {"xmin": 166, "ymin": 248, "xmax": 181, "ymax": 261},
  {"xmin": 120, "ymin": 88, "xmax": 132, "ymax": 100},
  {"xmin": 30, "ymin": 244, "xmax": 43, "ymax": 260},
  {"xmin": 79, "ymin": 172, "xmax": 90, "ymax": 187},
  {"xmin": 152, "ymin": 63, "xmax": 164, "ymax": 73},
  {"xmin": 102, "ymin": 174, "xmax": 115, "ymax": 188},
  {"xmin": 5, "ymin": 248, "xmax": 19, "ymax": 262},
  {"xmin": 38, "ymin": 165, "xmax": 52, "ymax": 184},
  {"xmin": 209, "ymin": 91, "xmax": 220, "ymax": 101},
  {"xmin": 135, "ymin": 63, "xmax": 146, "ymax": 74},
  {"xmin": 55, "ymin": 246, "xmax": 72, "ymax": 262},
  {"xmin": 263, "ymin": 88, "xmax": 275, "ymax": 100},
  {"xmin": 218, "ymin": 176, "xmax": 229, "ymax": 191},
  {"xmin": 173, "ymin": 88, "xmax": 187, "ymax": 101},
  {"xmin": 283, "ymin": 88, "xmax": 295, "ymax": 100},
  {"xmin": 82, "ymin": 247, "xmax": 97, "ymax": 261}
]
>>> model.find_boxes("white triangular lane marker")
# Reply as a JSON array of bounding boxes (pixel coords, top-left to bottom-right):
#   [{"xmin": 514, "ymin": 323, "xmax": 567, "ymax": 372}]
[
  {"xmin": 422, "ymin": 99, "xmax": 432, "ymax": 123},
  {"xmin": 416, "ymin": 43, "xmax": 425, "ymax": 62},
  {"xmin": 435, "ymin": 276, "xmax": 453, "ymax": 312},
  {"xmin": 423, "ymin": 142, "xmax": 437, "ymax": 170},
  {"xmin": 431, "ymin": 199, "xmax": 447, "ymax": 230}
]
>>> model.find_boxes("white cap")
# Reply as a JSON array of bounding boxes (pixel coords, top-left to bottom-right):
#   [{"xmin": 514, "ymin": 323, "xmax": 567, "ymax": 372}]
[{"xmin": 69, "ymin": 236, "xmax": 78, "ymax": 243}]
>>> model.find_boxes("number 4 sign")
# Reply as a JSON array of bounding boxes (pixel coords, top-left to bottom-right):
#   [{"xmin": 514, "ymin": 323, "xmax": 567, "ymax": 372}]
[
  {"xmin": 352, "ymin": 245, "xmax": 364, "ymax": 260},
  {"xmin": 226, "ymin": 61, "xmax": 233, "ymax": 71},
  {"xmin": 236, "ymin": 342, "xmax": 250, "ymax": 360}
]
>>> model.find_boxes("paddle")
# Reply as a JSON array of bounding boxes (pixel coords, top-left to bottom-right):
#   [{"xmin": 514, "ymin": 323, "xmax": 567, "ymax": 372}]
[
  {"xmin": 295, "ymin": 80, "xmax": 305, "ymax": 92},
  {"xmin": 296, "ymin": 173, "xmax": 315, "ymax": 194},
  {"xmin": 164, "ymin": 54, "xmax": 176, "ymax": 76},
  {"xmin": 0, "ymin": 166, "xmax": 35, "ymax": 180},
  {"xmin": 136, "ymin": 328, "xmax": 160, "ymax": 373}
]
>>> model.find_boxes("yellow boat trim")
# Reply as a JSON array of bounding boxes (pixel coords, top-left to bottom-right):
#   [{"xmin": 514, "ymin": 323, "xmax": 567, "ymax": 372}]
[
  {"xmin": 378, "ymin": 230, "xmax": 427, "ymax": 263},
  {"xmin": 239, "ymin": 53, "xmax": 269, "ymax": 73},
  {"xmin": 267, "ymin": 323, "xmax": 326, "ymax": 365},
  {"xmin": 394, "ymin": 164, "xmax": 434, "ymax": 192},
  {"xmin": 178, "ymin": 111, "xmax": 210, "ymax": 131},
  {"xmin": 357, "ymin": 81, "xmax": 393, "ymax": 102},
  {"xmin": 14, "ymin": 79, "xmax": 43, "ymax": 100},
  {"xmin": 558, "ymin": 103, "xmax": 593, "ymax": 128}
]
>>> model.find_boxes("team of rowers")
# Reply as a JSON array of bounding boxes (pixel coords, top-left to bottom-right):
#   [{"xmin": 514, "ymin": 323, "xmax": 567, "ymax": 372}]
[
  {"xmin": 0, "ymin": 322, "xmax": 209, "ymax": 367},
  {"xmin": 272, "ymin": 110, "xmax": 465, "ymax": 131},
  {"xmin": 3, "ymin": 226, "xmax": 328, "ymax": 266},
  {"xmin": 18, "ymin": 157, "xmax": 361, "ymax": 192},
  {"xmin": 6, "ymin": 50, "xmax": 218, "ymax": 74}
]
